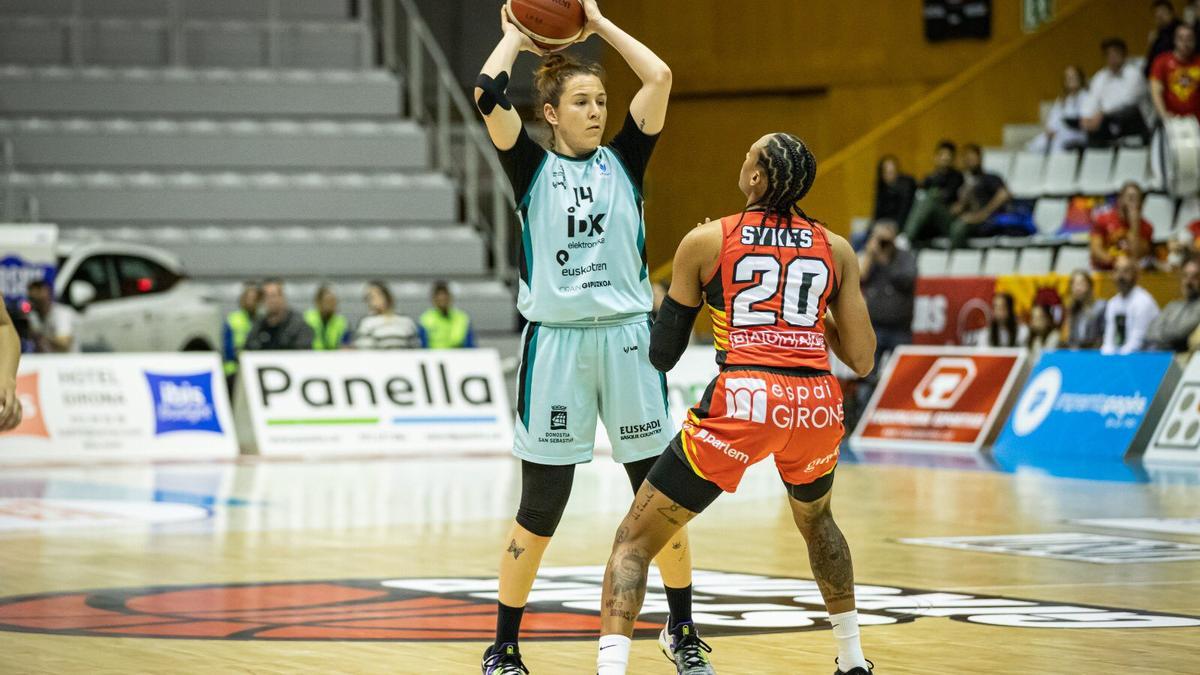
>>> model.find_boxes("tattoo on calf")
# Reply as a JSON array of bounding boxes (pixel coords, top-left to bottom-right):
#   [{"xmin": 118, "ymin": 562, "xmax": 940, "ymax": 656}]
[
  {"xmin": 507, "ymin": 539, "xmax": 526, "ymax": 560},
  {"xmin": 807, "ymin": 515, "xmax": 855, "ymax": 605},
  {"xmin": 605, "ymin": 548, "xmax": 650, "ymax": 626}
]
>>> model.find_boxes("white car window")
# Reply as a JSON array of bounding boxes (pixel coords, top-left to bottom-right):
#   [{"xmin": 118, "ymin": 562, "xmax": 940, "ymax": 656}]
[
  {"xmin": 68, "ymin": 256, "xmax": 118, "ymax": 306},
  {"xmin": 115, "ymin": 256, "xmax": 180, "ymax": 298}
]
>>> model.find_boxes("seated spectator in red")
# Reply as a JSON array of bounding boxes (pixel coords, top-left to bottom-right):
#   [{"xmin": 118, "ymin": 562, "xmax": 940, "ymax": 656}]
[
  {"xmin": 874, "ymin": 155, "xmax": 917, "ymax": 225},
  {"xmin": 1151, "ymin": 23, "xmax": 1200, "ymax": 122},
  {"xmin": 978, "ymin": 293, "xmax": 1028, "ymax": 348},
  {"xmin": 1027, "ymin": 65, "xmax": 1089, "ymax": 153},
  {"xmin": 1090, "ymin": 182, "xmax": 1154, "ymax": 271},
  {"xmin": 1147, "ymin": 1, "xmax": 1184, "ymax": 77},
  {"xmin": 919, "ymin": 140, "xmax": 964, "ymax": 208}
]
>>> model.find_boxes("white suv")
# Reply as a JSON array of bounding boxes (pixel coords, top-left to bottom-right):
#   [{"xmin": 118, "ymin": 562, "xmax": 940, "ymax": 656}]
[{"xmin": 56, "ymin": 241, "xmax": 222, "ymax": 353}]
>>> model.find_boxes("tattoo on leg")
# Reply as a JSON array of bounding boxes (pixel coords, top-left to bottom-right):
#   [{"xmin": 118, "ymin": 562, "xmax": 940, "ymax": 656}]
[
  {"xmin": 630, "ymin": 486, "xmax": 657, "ymax": 521},
  {"xmin": 805, "ymin": 514, "xmax": 856, "ymax": 606},
  {"xmin": 605, "ymin": 547, "xmax": 650, "ymax": 626},
  {"xmin": 656, "ymin": 503, "xmax": 683, "ymax": 526},
  {"xmin": 615, "ymin": 526, "xmax": 629, "ymax": 544},
  {"xmin": 507, "ymin": 539, "xmax": 526, "ymax": 560}
]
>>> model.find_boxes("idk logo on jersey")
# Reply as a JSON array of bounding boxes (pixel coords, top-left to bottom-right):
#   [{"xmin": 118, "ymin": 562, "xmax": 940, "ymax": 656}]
[
  {"xmin": 145, "ymin": 371, "xmax": 222, "ymax": 436},
  {"xmin": 725, "ymin": 378, "xmax": 767, "ymax": 423}
]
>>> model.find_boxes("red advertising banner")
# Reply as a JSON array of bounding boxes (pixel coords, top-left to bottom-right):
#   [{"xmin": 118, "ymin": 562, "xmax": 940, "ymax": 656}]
[
  {"xmin": 852, "ymin": 347, "xmax": 1027, "ymax": 454},
  {"xmin": 913, "ymin": 276, "xmax": 995, "ymax": 346}
]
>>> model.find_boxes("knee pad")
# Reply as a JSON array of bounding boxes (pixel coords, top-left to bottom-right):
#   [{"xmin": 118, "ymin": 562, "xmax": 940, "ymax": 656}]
[{"xmin": 515, "ymin": 461, "xmax": 575, "ymax": 537}]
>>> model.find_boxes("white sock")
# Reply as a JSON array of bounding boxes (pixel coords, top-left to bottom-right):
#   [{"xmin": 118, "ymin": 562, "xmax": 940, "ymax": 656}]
[
  {"xmin": 596, "ymin": 634, "xmax": 631, "ymax": 675},
  {"xmin": 829, "ymin": 610, "xmax": 869, "ymax": 671}
]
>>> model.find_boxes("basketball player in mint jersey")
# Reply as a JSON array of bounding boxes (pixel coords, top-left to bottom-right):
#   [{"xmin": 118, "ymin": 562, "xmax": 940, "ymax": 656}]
[{"xmin": 475, "ymin": 3, "xmax": 706, "ymax": 675}]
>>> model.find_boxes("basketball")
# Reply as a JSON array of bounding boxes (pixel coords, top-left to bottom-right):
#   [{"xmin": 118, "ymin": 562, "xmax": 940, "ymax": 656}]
[{"xmin": 506, "ymin": 0, "xmax": 586, "ymax": 52}]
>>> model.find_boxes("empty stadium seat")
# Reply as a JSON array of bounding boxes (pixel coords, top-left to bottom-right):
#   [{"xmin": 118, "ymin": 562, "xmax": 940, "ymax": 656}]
[
  {"xmin": 1007, "ymin": 151, "xmax": 1048, "ymax": 199},
  {"xmin": 1110, "ymin": 147, "xmax": 1150, "ymax": 191},
  {"xmin": 1, "ymin": 117, "xmax": 429, "ymax": 171},
  {"xmin": 1041, "ymin": 152, "xmax": 1080, "ymax": 196},
  {"xmin": 948, "ymin": 249, "xmax": 983, "ymax": 276},
  {"xmin": 982, "ymin": 148, "xmax": 1014, "ymax": 183},
  {"xmin": 0, "ymin": 66, "xmax": 401, "ymax": 117},
  {"xmin": 917, "ymin": 249, "xmax": 949, "ymax": 276},
  {"xmin": 1143, "ymin": 194, "xmax": 1177, "ymax": 241},
  {"xmin": 982, "ymin": 248, "xmax": 1018, "ymax": 276},
  {"xmin": 1032, "ymin": 197, "xmax": 1068, "ymax": 237},
  {"xmin": 1017, "ymin": 248, "xmax": 1053, "ymax": 274},
  {"xmin": 1076, "ymin": 148, "xmax": 1116, "ymax": 194},
  {"xmin": 1175, "ymin": 196, "xmax": 1200, "ymax": 231},
  {"xmin": 1053, "ymin": 246, "xmax": 1091, "ymax": 275}
]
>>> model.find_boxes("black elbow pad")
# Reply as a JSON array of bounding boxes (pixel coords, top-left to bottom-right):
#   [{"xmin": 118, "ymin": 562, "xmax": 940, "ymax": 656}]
[
  {"xmin": 475, "ymin": 72, "xmax": 512, "ymax": 116},
  {"xmin": 649, "ymin": 296, "xmax": 702, "ymax": 372}
]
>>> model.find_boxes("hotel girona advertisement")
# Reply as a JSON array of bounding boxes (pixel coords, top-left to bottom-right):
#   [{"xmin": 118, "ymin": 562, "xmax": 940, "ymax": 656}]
[
  {"xmin": 0, "ymin": 353, "xmax": 237, "ymax": 464},
  {"xmin": 852, "ymin": 347, "xmax": 1028, "ymax": 454},
  {"xmin": 240, "ymin": 350, "xmax": 512, "ymax": 457}
]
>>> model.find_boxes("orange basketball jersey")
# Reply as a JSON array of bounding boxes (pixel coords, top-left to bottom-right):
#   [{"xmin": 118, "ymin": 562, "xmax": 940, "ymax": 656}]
[{"xmin": 704, "ymin": 212, "xmax": 839, "ymax": 371}]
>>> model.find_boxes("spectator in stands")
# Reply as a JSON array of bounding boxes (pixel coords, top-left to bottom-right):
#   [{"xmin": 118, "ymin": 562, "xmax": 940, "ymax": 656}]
[
  {"xmin": 419, "ymin": 281, "xmax": 476, "ymax": 349},
  {"xmin": 1147, "ymin": 1, "xmax": 1184, "ymax": 77},
  {"xmin": 244, "ymin": 279, "xmax": 313, "ymax": 351},
  {"xmin": 874, "ymin": 155, "xmax": 917, "ymax": 225},
  {"xmin": 1026, "ymin": 303, "xmax": 1061, "ymax": 352},
  {"xmin": 1102, "ymin": 255, "xmax": 1161, "ymax": 354},
  {"xmin": 305, "ymin": 284, "xmax": 351, "ymax": 351},
  {"xmin": 355, "ymin": 281, "xmax": 420, "ymax": 350},
  {"xmin": 918, "ymin": 140, "xmax": 964, "ymax": 208},
  {"xmin": 1065, "ymin": 270, "xmax": 1106, "ymax": 349},
  {"xmin": 1090, "ymin": 181, "xmax": 1154, "ymax": 271},
  {"xmin": 979, "ymin": 292, "xmax": 1028, "ymax": 348},
  {"xmin": 1082, "ymin": 38, "xmax": 1149, "ymax": 146},
  {"xmin": 1151, "ymin": 23, "xmax": 1200, "ymax": 123},
  {"xmin": 904, "ymin": 144, "xmax": 1013, "ymax": 248},
  {"xmin": 1145, "ymin": 258, "xmax": 1200, "ymax": 351},
  {"xmin": 26, "ymin": 280, "xmax": 77, "ymax": 353},
  {"xmin": 857, "ymin": 220, "xmax": 916, "ymax": 408},
  {"xmin": 222, "ymin": 281, "xmax": 260, "ymax": 391},
  {"xmin": 1027, "ymin": 65, "xmax": 1089, "ymax": 153}
]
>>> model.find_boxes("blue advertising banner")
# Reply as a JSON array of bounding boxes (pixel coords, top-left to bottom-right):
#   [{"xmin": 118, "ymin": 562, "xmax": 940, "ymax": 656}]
[{"xmin": 993, "ymin": 351, "xmax": 1178, "ymax": 461}]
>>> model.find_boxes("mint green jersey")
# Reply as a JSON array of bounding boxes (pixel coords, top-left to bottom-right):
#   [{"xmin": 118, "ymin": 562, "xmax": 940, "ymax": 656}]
[{"xmin": 498, "ymin": 115, "xmax": 659, "ymax": 324}]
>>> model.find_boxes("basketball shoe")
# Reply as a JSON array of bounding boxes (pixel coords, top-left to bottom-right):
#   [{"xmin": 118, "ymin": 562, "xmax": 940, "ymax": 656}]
[
  {"xmin": 658, "ymin": 621, "xmax": 715, "ymax": 674},
  {"xmin": 834, "ymin": 659, "xmax": 874, "ymax": 674},
  {"xmin": 482, "ymin": 642, "xmax": 529, "ymax": 674}
]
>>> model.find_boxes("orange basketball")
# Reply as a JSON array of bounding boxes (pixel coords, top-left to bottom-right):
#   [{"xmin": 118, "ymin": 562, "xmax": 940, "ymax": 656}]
[{"xmin": 506, "ymin": 0, "xmax": 585, "ymax": 52}]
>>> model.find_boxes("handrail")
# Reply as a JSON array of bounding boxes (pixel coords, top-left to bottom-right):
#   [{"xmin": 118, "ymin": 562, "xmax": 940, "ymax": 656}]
[{"xmin": 381, "ymin": 0, "xmax": 516, "ymax": 283}]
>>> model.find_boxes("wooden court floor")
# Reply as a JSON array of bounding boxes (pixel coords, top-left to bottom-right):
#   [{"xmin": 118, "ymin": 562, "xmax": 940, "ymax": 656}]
[{"xmin": 0, "ymin": 455, "xmax": 1197, "ymax": 674}]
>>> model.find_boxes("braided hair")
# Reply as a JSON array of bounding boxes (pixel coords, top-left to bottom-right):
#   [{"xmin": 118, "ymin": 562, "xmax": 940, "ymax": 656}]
[{"xmin": 736, "ymin": 133, "xmax": 819, "ymax": 235}]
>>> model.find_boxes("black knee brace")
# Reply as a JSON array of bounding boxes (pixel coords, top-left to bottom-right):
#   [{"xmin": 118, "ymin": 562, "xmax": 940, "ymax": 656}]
[{"xmin": 515, "ymin": 460, "xmax": 575, "ymax": 537}]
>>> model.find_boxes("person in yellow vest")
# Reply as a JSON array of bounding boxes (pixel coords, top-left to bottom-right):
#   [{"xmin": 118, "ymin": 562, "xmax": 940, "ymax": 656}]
[
  {"xmin": 418, "ymin": 281, "xmax": 475, "ymax": 349},
  {"xmin": 304, "ymin": 285, "xmax": 351, "ymax": 351},
  {"xmin": 222, "ymin": 281, "xmax": 260, "ymax": 391}
]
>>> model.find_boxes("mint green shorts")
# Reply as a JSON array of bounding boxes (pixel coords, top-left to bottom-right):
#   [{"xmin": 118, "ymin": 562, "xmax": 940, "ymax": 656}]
[{"xmin": 514, "ymin": 316, "xmax": 672, "ymax": 465}]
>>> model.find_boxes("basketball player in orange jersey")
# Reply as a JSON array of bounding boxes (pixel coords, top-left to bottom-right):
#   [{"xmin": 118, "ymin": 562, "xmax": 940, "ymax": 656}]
[
  {"xmin": 475, "ymin": 2, "xmax": 705, "ymax": 674},
  {"xmin": 595, "ymin": 134, "xmax": 878, "ymax": 675}
]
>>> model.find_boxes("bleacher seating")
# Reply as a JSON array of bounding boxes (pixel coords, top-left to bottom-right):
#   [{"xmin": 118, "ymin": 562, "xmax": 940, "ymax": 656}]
[
  {"xmin": 982, "ymin": 148, "xmax": 1014, "ymax": 183},
  {"xmin": 982, "ymin": 248, "xmax": 1017, "ymax": 276},
  {"xmin": 1143, "ymin": 194, "xmax": 1176, "ymax": 241},
  {"xmin": 1007, "ymin": 151, "xmax": 1047, "ymax": 199},
  {"xmin": 1041, "ymin": 152, "xmax": 1079, "ymax": 196},
  {"xmin": 1175, "ymin": 197, "xmax": 1200, "ymax": 232},
  {"xmin": 1053, "ymin": 246, "xmax": 1091, "ymax": 275},
  {"xmin": 1076, "ymin": 148, "xmax": 1115, "ymax": 194},
  {"xmin": 917, "ymin": 249, "xmax": 949, "ymax": 277},
  {"xmin": 1110, "ymin": 147, "xmax": 1150, "ymax": 191},
  {"xmin": 1017, "ymin": 248, "xmax": 1053, "ymax": 275},
  {"xmin": 1032, "ymin": 197, "xmax": 1068, "ymax": 237},
  {"xmin": 947, "ymin": 249, "xmax": 983, "ymax": 276}
]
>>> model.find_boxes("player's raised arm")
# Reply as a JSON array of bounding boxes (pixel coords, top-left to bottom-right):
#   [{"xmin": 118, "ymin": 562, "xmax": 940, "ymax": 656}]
[
  {"xmin": 475, "ymin": 7, "xmax": 544, "ymax": 151},
  {"xmin": 827, "ymin": 231, "xmax": 877, "ymax": 378},
  {"xmin": 579, "ymin": 0, "xmax": 671, "ymax": 135},
  {"xmin": 0, "ymin": 301, "xmax": 22, "ymax": 432}
]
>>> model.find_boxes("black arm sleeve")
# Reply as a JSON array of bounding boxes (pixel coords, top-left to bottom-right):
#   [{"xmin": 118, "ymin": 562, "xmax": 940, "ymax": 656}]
[
  {"xmin": 649, "ymin": 295, "xmax": 701, "ymax": 372},
  {"xmin": 496, "ymin": 126, "xmax": 548, "ymax": 203},
  {"xmin": 608, "ymin": 112, "xmax": 660, "ymax": 194}
]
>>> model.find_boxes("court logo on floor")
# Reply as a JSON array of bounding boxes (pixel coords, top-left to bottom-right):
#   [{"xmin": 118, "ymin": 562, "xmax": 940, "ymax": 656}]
[
  {"xmin": 899, "ymin": 532, "xmax": 1200, "ymax": 564},
  {"xmin": 0, "ymin": 566, "xmax": 1196, "ymax": 641}
]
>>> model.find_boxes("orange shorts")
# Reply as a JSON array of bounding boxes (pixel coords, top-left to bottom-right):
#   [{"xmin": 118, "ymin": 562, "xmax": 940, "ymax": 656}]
[{"xmin": 671, "ymin": 367, "xmax": 845, "ymax": 493}]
